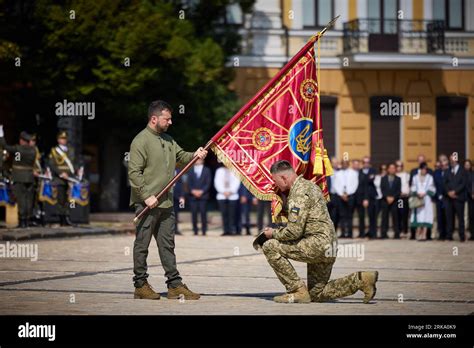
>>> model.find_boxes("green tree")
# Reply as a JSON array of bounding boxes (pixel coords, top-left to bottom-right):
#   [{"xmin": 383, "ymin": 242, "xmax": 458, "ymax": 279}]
[{"xmin": 0, "ymin": 0, "xmax": 254, "ymax": 148}]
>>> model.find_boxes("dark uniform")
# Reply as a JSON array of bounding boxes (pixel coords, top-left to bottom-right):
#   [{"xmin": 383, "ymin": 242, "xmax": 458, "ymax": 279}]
[
  {"xmin": 48, "ymin": 131, "xmax": 76, "ymax": 226},
  {"xmin": 0, "ymin": 131, "xmax": 36, "ymax": 227}
]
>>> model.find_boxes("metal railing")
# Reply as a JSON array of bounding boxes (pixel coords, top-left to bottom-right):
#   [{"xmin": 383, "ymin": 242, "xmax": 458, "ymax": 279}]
[{"xmin": 343, "ymin": 19, "xmax": 445, "ymax": 54}]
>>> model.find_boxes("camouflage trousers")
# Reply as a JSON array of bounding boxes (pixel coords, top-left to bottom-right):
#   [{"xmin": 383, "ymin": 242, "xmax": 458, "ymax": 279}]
[{"xmin": 262, "ymin": 237, "xmax": 360, "ymax": 302}]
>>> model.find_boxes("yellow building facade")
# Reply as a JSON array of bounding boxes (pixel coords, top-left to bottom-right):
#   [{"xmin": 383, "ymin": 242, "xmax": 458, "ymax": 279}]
[{"xmin": 230, "ymin": 0, "xmax": 474, "ymax": 170}]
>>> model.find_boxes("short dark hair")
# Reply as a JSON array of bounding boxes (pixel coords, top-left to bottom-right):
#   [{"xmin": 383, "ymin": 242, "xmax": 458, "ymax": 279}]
[
  {"xmin": 419, "ymin": 162, "xmax": 428, "ymax": 170},
  {"xmin": 270, "ymin": 160, "xmax": 294, "ymax": 174},
  {"xmin": 148, "ymin": 100, "xmax": 173, "ymax": 120}
]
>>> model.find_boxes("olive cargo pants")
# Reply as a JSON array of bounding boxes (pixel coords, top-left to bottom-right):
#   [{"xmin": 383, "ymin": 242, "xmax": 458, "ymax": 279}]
[{"xmin": 133, "ymin": 204, "xmax": 182, "ymax": 288}]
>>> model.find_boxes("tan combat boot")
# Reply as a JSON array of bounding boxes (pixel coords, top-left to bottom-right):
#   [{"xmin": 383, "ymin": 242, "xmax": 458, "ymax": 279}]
[
  {"xmin": 134, "ymin": 281, "xmax": 161, "ymax": 300},
  {"xmin": 167, "ymin": 283, "xmax": 200, "ymax": 300},
  {"xmin": 359, "ymin": 271, "xmax": 379, "ymax": 303},
  {"xmin": 274, "ymin": 284, "xmax": 311, "ymax": 303}
]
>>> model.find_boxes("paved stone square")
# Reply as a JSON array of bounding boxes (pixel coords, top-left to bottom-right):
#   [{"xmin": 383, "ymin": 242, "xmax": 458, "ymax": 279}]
[{"xmin": 0, "ymin": 222, "xmax": 473, "ymax": 315}]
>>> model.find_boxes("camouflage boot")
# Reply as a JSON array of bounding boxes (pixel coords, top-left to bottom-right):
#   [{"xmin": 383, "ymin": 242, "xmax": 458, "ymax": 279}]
[
  {"xmin": 134, "ymin": 281, "xmax": 161, "ymax": 300},
  {"xmin": 167, "ymin": 283, "xmax": 200, "ymax": 300},
  {"xmin": 358, "ymin": 271, "xmax": 379, "ymax": 303},
  {"xmin": 274, "ymin": 285, "xmax": 311, "ymax": 303}
]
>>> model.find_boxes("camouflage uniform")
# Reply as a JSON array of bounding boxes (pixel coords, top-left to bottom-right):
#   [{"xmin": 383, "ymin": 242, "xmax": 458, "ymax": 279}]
[{"xmin": 263, "ymin": 175, "xmax": 362, "ymax": 302}]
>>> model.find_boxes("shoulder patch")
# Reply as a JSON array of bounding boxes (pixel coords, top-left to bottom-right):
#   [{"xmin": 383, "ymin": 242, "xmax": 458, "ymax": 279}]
[{"xmin": 288, "ymin": 206, "xmax": 300, "ymax": 223}]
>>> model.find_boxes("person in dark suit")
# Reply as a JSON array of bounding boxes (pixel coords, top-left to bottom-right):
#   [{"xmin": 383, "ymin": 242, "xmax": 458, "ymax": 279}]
[
  {"xmin": 409, "ymin": 154, "xmax": 434, "ymax": 240},
  {"xmin": 356, "ymin": 156, "xmax": 377, "ymax": 238},
  {"xmin": 464, "ymin": 159, "xmax": 474, "ymax": 241},
  {"xmin": 433, "ymin": 154, "xmax": 449, "ymax": 240},
  {"xmin": 353, "ymin": 159, "xmax": 365, "ymax": 238},
  {"xmin": 381, "ymin": 163, "xmax": 401, "ymax": 239},
  {"xmin": 173, "ymin": 169, "xmax": 186, "ymax": 235},
  {"xmin": 239, "ymin": 184, "xmax": 255, "ymax": 235},
  {"xmin": 327, "ymin": 156, "xmax": 340, "ymax": 232},
  {"xmin": 187, "ymin": 158, "xmax": 211, "ymax": 236},
  {"xmin": 444, "ymin": 154, "xmax": 467, "ymax": 242}
]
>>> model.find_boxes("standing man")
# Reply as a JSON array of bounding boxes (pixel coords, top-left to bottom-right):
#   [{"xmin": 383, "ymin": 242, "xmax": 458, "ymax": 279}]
[
  {"xmin": 187, "ymin": 158, "xmax": 211, "ymax": 236},
  {"xmin": 48, "ymin": 131, "xmax": 77, "ymax": 226},
  {"xmin": 333, "ymin": 159, "xmax": 358, "ymax": 238},
  {"xmin": 29, "ymin": 134, "xmax": 44, "ymax": 227},
  {"xmin": 129, "ymin": 100, "xmax": 207, "ymax": 300},
  {"xmin": 214, "ymin": 165, "xmax": 240, "ymax": 236},
  {"xmin": 261, "ymin": 160, "xmax": 378, "ymax": 303},
  {"xmin": 327, "ymin": 156, "xmax": 340, "ymax": 231},
  {"xmin": 359, "ymin": 156, "xmax": 377, "ymax": 239},
  {"xmin": 0, "ymin": 126, "xmax": 36, "ymax": 228},
  {"xmin": 395, "ymin": 160, "xmax": 410, "ymax": 237},
  {"xmin": 444, "ymin": 154, "xmax": 467, "ymax": 242},
  {"xmin": 381, "ymin": 163, "xmax": 402, "ymax": 239},
  {"xmin": 434, "ymin": 154, "xmax": 449, "ymax": 240},
  {"xmin": 239, "ymin": 184, "xmax": 255, "ymax": 235},
  {"xmin": 172, "ymin": 169, "xmax": 186, "ymax": 235}
]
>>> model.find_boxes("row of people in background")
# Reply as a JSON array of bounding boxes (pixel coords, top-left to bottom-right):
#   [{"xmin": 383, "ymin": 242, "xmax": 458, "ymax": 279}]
[
  {"xmin": 327, "ymin": 153, "xmax": 473, "ymax": 242},
  {"xmin": 0, "ymin": 125, "xmax": 81, "ymax": 227},
  {"xmin": 173, "ymin": 159, "xmax": 272, "ymax": 236}
]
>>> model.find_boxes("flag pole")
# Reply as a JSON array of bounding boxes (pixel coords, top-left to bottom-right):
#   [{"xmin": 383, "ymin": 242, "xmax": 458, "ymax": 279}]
[{"xmin": 132, "ymin": 15, "xmax": 340, "ymax": 225}]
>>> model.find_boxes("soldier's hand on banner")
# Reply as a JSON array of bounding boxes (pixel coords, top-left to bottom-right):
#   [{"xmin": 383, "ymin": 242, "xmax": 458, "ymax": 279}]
[
  {"xmin": 263, "ymin": 227, "xmax": 274, "ymax": 239},
  {"xmin": 193, "ymin": 147, "xmax": 208, "ymax": 159},
  {"xmin": 144, "ymin": 195, "xmax": 158, "ymax": 209},
  {"xmin": 60, "ymin": 172, "xmax": 69, "ymax": 179}
]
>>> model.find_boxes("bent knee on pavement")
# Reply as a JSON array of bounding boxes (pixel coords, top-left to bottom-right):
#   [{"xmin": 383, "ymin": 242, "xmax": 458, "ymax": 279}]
[{"xmin": 262, "ymin": 239, "xmax": 280, "ymax": 254}]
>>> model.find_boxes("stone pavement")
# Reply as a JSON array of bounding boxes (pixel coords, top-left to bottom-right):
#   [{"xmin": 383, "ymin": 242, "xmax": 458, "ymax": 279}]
[{"xmin": 0, "ymin": 223, "xmax": 473, "ymax": 315}]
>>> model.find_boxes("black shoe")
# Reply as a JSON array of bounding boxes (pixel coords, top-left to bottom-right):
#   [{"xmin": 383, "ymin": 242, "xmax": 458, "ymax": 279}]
[
  {"xmin": 17, "ymin": 218, "xmax": 27, "ymax": 228},
  {"xmin": 60, "ymin": 215, "xmax": 73, "ymax": 227},
  {"xmin": 394, "ymin": 235, "xmax": 400, "ymax": 239}
]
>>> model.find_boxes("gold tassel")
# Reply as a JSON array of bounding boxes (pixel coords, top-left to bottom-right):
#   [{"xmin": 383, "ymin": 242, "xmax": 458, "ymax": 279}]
[
  {"xmin": 313, "ymin": 147, "xmax": 323, "ymax": 175},
  {"xmin": 323, "ymin": 149, "xmax": 334, "ymax": 176}
]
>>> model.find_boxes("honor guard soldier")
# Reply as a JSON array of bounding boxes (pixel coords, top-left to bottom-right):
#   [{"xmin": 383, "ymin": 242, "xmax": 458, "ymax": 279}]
[
  {"xmin": 29, "ymin": 133, "xmax": 45, "ymax": 226},
  {"xmin": 261, "ymin": 160, "xmax": 379, "ymax": 303},
  {"xmin": 0, "ymin": 125, "xmax": 36, "ymax": 228},
  {"xmin": 48, "ymin": 131, "xmax": 76, "ymax": 226}
]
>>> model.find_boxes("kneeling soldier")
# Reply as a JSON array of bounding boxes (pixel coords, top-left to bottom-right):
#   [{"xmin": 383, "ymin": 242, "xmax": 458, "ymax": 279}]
[{"xmin": 262, "ymin": 160, "xmax": 379, "ymax": 303}]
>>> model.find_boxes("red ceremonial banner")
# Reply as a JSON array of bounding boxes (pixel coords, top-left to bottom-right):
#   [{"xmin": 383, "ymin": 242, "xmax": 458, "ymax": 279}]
[{"xmin": 211, "ymin": 34, "xmax": 333, "ymax": 222}]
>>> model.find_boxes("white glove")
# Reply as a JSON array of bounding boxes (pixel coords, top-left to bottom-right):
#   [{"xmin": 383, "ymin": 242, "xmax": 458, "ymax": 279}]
[{"xmin": 0, "ymin": 125, "xmax": 4, "ymax": 138}]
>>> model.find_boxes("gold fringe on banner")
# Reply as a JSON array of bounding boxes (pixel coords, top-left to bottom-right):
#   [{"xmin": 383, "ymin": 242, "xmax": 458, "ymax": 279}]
[
  {"xmin": 313, "ymin": 147, "xmax": 324, "ymax": 175},
  {"xmin": 323, "ymin": 148, "xmax": 334, "ymax": 176}
]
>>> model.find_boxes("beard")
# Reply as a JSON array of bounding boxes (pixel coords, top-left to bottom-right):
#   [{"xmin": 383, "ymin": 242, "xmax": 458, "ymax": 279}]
[{"xmin": 155, "ymin": 124, "xmax": 168, "ymax": 133}]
